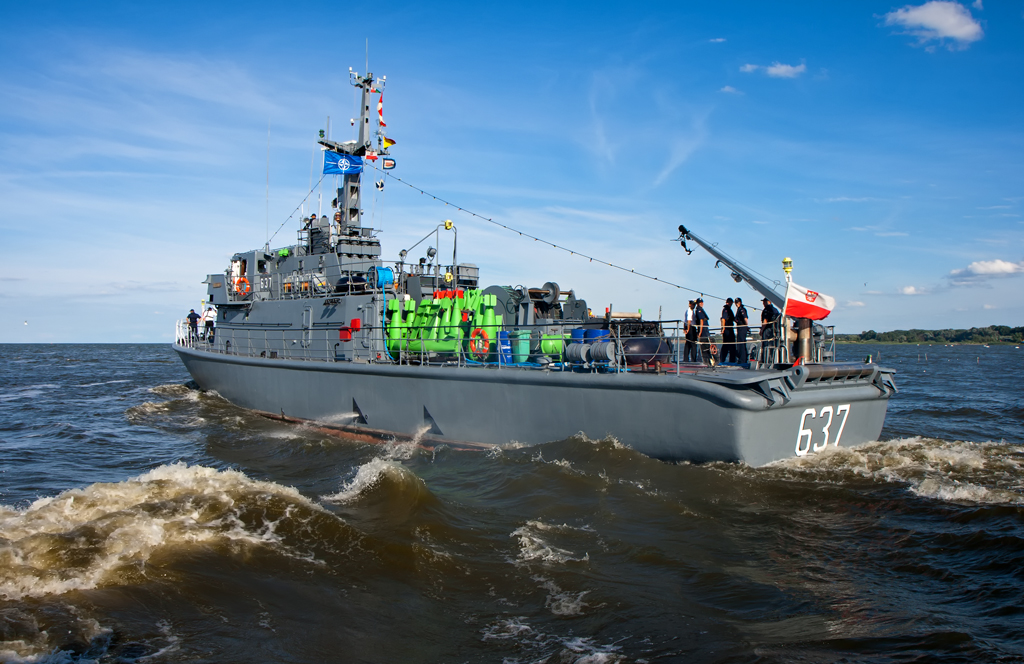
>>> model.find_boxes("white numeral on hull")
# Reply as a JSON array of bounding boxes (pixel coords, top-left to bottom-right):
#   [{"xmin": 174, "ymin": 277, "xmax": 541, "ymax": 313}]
[{"xmin": 796, "ymin": 404, "xmax": 851, "ymax": 456}]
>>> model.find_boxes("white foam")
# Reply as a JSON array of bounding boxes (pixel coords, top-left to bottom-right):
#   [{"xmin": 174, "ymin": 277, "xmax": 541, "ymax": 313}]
[
  {"xmin": 480, "ymin": 617, "xmax": 534, "ymax": 641},
  {"xmin": 78, "ymin": 380, "xmax": 131, "ymax": 388},
  {"xmin": 765, "ymin": 437, "xmax": 1024, "ymax": 505},
  {"xmin": 534, "ymin": 576, "xmax": 590, "ymax": 616},
  {"xmin": 510, "ymin": 521, "xmax": 590, "ymax": 565},
  {"xmin": 0, "ymin": 463, "xmax": 329, "ymax": 600},
  {"xmin": 322, "ymin": 458, "xmax": 405, "ymax": 503}
]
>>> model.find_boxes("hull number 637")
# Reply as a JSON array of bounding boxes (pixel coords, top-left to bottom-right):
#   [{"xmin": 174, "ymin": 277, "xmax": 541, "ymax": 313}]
[{"xmin": 796, "ymin": 405, "xmax": 851, "ymax": 456}]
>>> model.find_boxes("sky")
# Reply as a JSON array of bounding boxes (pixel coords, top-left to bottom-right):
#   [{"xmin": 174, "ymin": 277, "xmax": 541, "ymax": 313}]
[{"xmin": 1, "ymin": 1, "xmax": 1022, "ymax": 342}]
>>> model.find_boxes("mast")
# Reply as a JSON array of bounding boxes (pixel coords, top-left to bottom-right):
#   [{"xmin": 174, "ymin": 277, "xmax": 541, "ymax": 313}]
[{"xmin": 318, "ymin": 68, "xmax": 386, "ymax": 233}]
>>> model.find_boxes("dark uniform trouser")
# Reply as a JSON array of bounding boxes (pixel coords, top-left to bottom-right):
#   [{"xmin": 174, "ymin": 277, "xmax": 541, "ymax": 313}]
[
  {"xmin": 684, "ymin": 329, "xmax": 698, "ymax": 362},
  {"xmin": 720, "ymin": 330, "xmax": 737, "ymax": 363},
  {"xmin": 760, "ymin": 328, "xmax": 775, "ymax": 363},
  {"xmin": 189, "ymin": 324, "xmax": 198, "ymax": 340},
  {"xmin": 698, "ymin": 334, "xmax": 712, "ymax": 363},
  {"xmin": 736, "ymin": 326, "xmax": 748, "ymax": 364},
  {"xmin": 204, "ymin": 321, "xmax": 214, "ymax": 342}
]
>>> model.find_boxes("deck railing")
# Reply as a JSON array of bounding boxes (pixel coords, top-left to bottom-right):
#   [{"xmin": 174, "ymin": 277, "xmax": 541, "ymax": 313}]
[{"xmin": 174, "ymin": 318, "xmax": 796, "ymax": 372}]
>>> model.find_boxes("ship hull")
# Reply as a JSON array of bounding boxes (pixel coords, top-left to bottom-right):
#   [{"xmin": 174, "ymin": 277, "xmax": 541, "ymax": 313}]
[{"xmin": 175, "ymin": 346, "xmax": 892, "ymax": 466}]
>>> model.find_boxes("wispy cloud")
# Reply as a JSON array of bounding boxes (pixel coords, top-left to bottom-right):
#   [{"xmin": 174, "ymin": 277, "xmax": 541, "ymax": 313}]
[
  {"xmin": 846, "ymin": 300, "xmax": 866, "ymax": 307},
  {"xmin": 719, "ymin": 85, "xmax": 742, "ymax": 94},
  {"xmin": 876, "ymin": 231, "xmax": 910, "ymax": 237},
  {"xmin": 900, "ymin": 285, "xmax": 925, "ymax": 295},
  {"xmin": 709, "ymin": 38, "xmax": 726, "ymax": 43},
  {"xmin": 652, "ymin": 111, "xmax": 708, "ymax": 187},
  {"xmin": 883, "ymin": 1, "xmax": 984, "ymax": 50},
  {"xmin": 740, "ymin": 62, "xmax": 807, "ymax": 78},
  {"xmin": 821, "ymin": 196, "xmax": 877, "ymax": 203}
]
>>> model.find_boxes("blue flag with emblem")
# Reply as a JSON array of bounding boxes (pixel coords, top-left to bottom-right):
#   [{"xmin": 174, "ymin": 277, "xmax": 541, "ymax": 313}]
[{"xmin": 323, "ymin": 151, "xmax": 363, "ymax": 175}]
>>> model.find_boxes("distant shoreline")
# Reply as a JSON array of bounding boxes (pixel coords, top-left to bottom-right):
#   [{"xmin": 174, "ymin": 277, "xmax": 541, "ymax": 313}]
[
  {"xmin": 836, "ymin": 340, "xmax": 1021, "ymax": 346},
  {"xmin": 833, "ymin": 325, "xmax": 1023, "ymax": 346}
]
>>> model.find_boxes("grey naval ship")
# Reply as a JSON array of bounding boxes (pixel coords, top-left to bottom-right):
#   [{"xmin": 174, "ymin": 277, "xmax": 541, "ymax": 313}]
[{"xmin": 174, "ymin": 69, "xmax": 896, "ymax": 467}]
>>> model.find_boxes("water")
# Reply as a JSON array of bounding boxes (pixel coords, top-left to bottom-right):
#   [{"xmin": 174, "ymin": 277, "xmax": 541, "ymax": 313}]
[{"xmin": 1, "ymin": 343, "xmax": 1022, "ymax": 663}]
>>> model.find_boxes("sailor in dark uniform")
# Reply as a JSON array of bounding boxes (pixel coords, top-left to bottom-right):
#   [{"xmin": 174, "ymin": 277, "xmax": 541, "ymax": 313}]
[
  {"xmin": 760, "ymin": 297, "xmax": 779, "ymax": 362},
  {"xmin": 719, "ymin": 298, "xmax": 737, "ymax": 363},
  {"xmin": 734, "ymin": 297, "xmax": 749, "ymax": 364},
  {"xmin": 186, "ymin": 309, "xmax": 201, "ymax": 341}
]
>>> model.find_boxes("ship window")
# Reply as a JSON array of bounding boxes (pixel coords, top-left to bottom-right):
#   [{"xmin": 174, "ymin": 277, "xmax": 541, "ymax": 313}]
[{"xmin": 258, "ymin": 260, "xmax": 267, "ymax": 273}]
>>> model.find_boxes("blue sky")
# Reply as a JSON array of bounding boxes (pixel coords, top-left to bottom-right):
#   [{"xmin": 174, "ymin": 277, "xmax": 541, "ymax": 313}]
[{"xmin": 1, "ymin": 1, "xmax": 1022, "ymax": 342}]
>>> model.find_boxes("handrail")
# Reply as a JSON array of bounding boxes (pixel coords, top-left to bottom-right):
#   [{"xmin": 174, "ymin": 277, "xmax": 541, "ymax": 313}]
[{"xmin": 174, "ymin": 317, "xmax": 784, "ymax": 371}]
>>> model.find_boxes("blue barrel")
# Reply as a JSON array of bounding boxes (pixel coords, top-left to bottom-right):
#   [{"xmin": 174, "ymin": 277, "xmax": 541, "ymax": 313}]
[
  {"xmin": 498, "ymin": 331, "xmax": 512, "ymax": 364},
  {"xmin": 570, "ymin": 328, "xmax": 587, "ymax": 344},
  {"xmin": 585, "ymin": 329, "xmax": 610, "ymax": 342}
]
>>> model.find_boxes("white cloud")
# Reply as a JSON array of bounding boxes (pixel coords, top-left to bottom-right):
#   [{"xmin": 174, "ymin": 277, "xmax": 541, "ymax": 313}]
[
  {"xmin": 823, "ymin": 196, "xmax": 876, "ymax": 203},
  {"xmin": 876, "ymin": 231, "xmax": 909, "ymax": 237},
  {"xmin": 901, "ymin": 286, "xmax": 923, "ymax": 295},
  {"xmin": 740, "ymin": 62, "xmax": 807, "ymax": 78},
  {"xmin": 948, "ymin": 258, "xmax": 1024, "ymax": 285},
  {"xmin": 846, "ymin": 300, "xmax": 866, "ymax": 307},
  {"xmin": 765, "ymin": 62, "xmax": 807, "ymax": 78},
  {"xmin": 951, "ymin": 258, "xmax": 1024, "ymax": 276},
  {"xmin": 972, "ymin": 0, "xmax": 982, "ymax": 9},
  {"xmin": 884, "ymin": 1, "xmax": 984, "ymax": 49},
  {"xmin": 719, "ymin": 85, "xmax": 742, "ymax": 94},
  {"xmin": 983, "ymin": 303, "xmax": 995, "ymax": 309},
  {"xmin": 709, "ymin": 38, "xmax": 726, "ymax": 43}
]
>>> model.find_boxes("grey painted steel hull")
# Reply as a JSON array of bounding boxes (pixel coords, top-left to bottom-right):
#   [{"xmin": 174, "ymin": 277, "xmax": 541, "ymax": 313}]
[{"xmin": 175, "ymin": 345, "xmax": 892, "ymax": 466}]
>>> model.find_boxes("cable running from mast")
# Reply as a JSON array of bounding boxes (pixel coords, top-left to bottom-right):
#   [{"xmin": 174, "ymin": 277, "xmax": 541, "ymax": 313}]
[{"xmin": 365, "ymin": 163, "xmax": 729, "ymax": 303}]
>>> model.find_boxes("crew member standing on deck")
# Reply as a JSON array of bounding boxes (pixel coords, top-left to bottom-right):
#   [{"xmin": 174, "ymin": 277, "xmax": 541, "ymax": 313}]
[
  {"xmin": 734, "ymin": 297, "xmax": 749, "ymax": 364},
  {"xmin": 186, "ymin": 309, "xmax": 201, "ymax": 341},
  {"xmin": 760, "ymin": 297, "xmax": 779, "ymax": 363},
  {"xmin": 719, "ymin": 298, "xmax": 737, "ymax": 363},
  {"xmin": 201, "ymin": 306, "xmax": 217, "ymax": 343},
  {"xmin": 693, "ymin": 298, "xmax": 711, "ymax": 364},
  {"xmin": 683, "ymin": 300, "xmax": 697, "ymax": 362}
]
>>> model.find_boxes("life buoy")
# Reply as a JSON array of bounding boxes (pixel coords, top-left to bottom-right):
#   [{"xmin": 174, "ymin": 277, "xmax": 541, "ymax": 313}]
[
  {"xmin": 235, "ymin": 277, "xmax": 250, "ymax": 295},
  {"xmin": 469, "ymin": 328, "xmax": 489, "ymax": 360}
]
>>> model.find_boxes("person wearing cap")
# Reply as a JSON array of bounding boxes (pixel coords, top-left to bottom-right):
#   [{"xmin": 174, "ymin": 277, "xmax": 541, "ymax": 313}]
[
  {"xmin": 719, "ymin": 298, "xmax": 737, "ymax": 363},
  {"xmin": 734, "ymin": 297, "xmax": 750, "ymax": 364},
  {"xmin": 186, "ymin": 308, "xmax": 201, "ymax": 342},
  {"xmin": 693, "ymin": 298, "xmax": 711, "ymax": 364},
  {"xmin": 760, "ymin": 297, "xmax": 780, "ymax": 362},
  {"xmin": 683, "ymin": 300, "xmax": 698, "ymax": 362}
]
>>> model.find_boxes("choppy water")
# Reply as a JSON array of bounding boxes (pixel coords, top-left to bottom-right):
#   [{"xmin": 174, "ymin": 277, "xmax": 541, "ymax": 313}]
[{"xmin": 1, "ymin": 343, "xmax": 1022, "ymax": 663}]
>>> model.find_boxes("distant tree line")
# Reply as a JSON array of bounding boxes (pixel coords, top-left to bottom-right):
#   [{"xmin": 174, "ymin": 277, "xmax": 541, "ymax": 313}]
[{"xmin": 836, "ymin": 325, "xmax": 1024, "ymax": 344}]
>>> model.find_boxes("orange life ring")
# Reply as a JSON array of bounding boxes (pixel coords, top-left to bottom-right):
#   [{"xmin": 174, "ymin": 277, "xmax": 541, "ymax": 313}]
[
  {"xmin": 235, "ymin": 277, "xmax": 250, "ymax": 295},
  {"xmin": 469, "ymin": 328, "xmax": 489, "ymax": 360}
]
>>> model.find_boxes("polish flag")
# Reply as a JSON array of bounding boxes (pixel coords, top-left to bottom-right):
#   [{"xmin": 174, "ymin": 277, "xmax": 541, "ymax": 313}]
[
  {"xmin": 783, "ymin": 281, "xmax": 835, "ymax": 320},
  {"xmin": 378, "ymin": 94, "xmax": 386, "ymax": 128}
]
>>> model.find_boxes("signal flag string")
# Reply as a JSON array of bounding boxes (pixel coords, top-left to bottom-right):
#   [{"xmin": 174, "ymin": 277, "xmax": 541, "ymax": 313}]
[{"xmin": 366, "ymin": 163, "xmax": 730, "ymax": 303}]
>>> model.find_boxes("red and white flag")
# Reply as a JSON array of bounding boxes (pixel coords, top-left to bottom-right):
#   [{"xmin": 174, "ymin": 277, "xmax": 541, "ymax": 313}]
[
  {"xmin": 783, "ymin": 281, "xmax": 835, "ymax": 320},
  {"xmin": 377, "ymin": 93, "xmax": 386, "ymax": 128}
]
